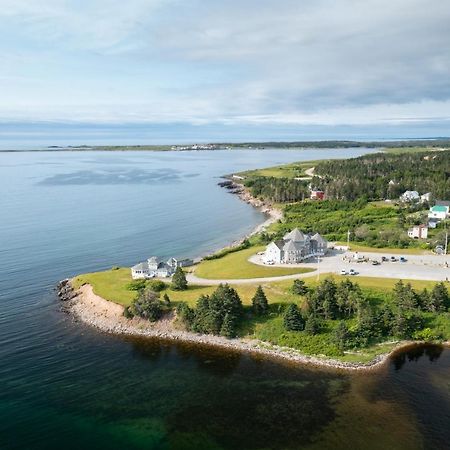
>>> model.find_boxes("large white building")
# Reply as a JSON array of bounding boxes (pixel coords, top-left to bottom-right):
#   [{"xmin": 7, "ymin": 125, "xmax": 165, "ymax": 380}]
[{"xmin": 264, "ymin": 228, "xmax": 328, "ymax": 264}]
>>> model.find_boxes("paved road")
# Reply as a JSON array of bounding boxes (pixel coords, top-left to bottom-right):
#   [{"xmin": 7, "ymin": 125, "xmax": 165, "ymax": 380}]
[
  {"xmin": 187, "ymin": 249, "xmax": 450, "ymax": 285},
  {"xmin": 186, "ymin": 271, "xmax": 316, "ymax": 286}
]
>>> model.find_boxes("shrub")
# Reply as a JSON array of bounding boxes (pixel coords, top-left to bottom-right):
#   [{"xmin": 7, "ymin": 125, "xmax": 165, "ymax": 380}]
[
  {"xmin": 126, "ymin": 279, "xmax": 147, "ymax": 291},
  {"xmin": 129, "ymin": 288, "xmax": 163, "ymax": 322},
  {"xmin": 412, "ymin": 327, "xmax": 440, "ymax": 342},
  {"xmin": 147, "ymin": 279, "xmax": 167, "ymax": 292},
  {"xmin": 123, "ymin": 306, "xmax": 134, "ymax": 319}
]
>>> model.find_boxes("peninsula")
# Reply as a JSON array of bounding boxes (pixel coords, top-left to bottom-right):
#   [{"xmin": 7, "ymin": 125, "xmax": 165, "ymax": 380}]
[{"xmin": 64, "ymin": 147, "xmax": 450, "ymax": 370}]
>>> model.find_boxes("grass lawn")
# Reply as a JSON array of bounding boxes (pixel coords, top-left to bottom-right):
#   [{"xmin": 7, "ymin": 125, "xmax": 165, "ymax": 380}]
[
  {"xmin": 235, "ymin": 160, "xmax": 319, "ymax": 179},
  {"xmin": 71, "ymin": 266, "xmax": 298, "ymax": 308},
  {"xmin": 334, "ymin": 242, "xmax": 431, "ymax": 255},
  {"xmin": 269, "ymin": 273, "xmax": 442, "ymax": 293},
  {"xmin": 194, "ymin": 246, "xmax": 314, "ymax": 279},
  {"xmin": 72, "ymin": 267, "xmax": 443, "ymax": 308},
  {"xmin": 72, "ymin": 268, "xmax": 136, "ymax": 306}
]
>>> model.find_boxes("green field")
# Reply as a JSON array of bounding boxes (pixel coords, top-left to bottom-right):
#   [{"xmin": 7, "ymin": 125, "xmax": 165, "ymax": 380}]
[
  {"xmin": 72, "ymin": 267, "xmax": 442, "ymax": 308},
  {"xmin": 194, "ymin": 246, "xmax": 314, "ymax": 279},
  {"xmin": 235, "ymin": 160, "xmax": 318, "ymax": 179}
]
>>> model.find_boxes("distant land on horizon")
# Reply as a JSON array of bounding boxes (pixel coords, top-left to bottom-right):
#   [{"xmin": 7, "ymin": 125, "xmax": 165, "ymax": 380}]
[{"xmin": 2, "ymin": 137, "xmax": 450, "ymax": 152}]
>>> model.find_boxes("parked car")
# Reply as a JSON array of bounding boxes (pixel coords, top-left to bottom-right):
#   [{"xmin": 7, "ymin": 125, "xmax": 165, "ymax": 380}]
[
  {"xmin": 371, "ymin": 260, "xmax": 380, "ymax": 265},
  {"xmin": 340, "ymin": 269, "xmax": 348, "ymax": 275},
  {"xmin": 400, "ymin": 256, "xmax": 407, "ymax": 262},
  {"xmin": 390, "ymin": 256, "xmax": 398, "ymax": 262},
  {"xmin": 265, "ymin": 260, "xmax": 274, "ymax": 265},
  {"xmin": 349, "ymin": 268, "xmax": 357, "ymax": 275},
  {"xmin": 381, "ymin": 256, "xmax": 388, "ymax": 262}
]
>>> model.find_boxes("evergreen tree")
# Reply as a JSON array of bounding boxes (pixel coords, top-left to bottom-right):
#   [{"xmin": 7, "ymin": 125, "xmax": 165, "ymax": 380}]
[
  {"xmin": 191, "ymin": 285, "xmax": 243, "ymax": 336},
  {"xmin": 176, "ymin": 302, "xmax": 195, "ymax": 328},
  {"xmin": 292, "ymin": 279, "xmax": 308, "ymax": 296},
  {"xmin": 283, "ymin": 304, "xmax": 305, "ymax": 331},
  {"xmin": 430, "ymin": 282, "xmax": 449, "ymax": 312},
  {"xmin": 418, "ymin": 288, "xmax": 431, "ymax": 311},
  {"xmin": 220, "ymin": 313, "xmax": 237, "ymax": 338},
  {"xmin": 252, "ymin": 285, "xmax": 269, "ymax": 315},
  {"xmin": 392, "ymin": 310, "xmax": 424, "ymax": 339},
  {"xmin": 333, "ymin": 321, "xmax": 350, "ymax": 352},
  {"xmin": 304, "ymin": 314, "xmax": 320, "ymax": 335},
  {"xmin": 315, "ymin": 278, "xmax": 338, "ymax": 319},
  {"xmin": 171, "ymin": 266, "xmax": 188, "ymax": 291},
  {"xmin": 393, "ymin": 280, "xmax": 417, "ymax": 310}
]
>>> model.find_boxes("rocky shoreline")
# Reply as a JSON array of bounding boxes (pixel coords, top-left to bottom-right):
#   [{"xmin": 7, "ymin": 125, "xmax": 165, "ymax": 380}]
[
  {"xmin": 59, "ymin": 281, "xmax": 428, "ymax": 373},
  {"xmin": 217, "ymin": 178, "xmax": 283, "ymax": 240}
]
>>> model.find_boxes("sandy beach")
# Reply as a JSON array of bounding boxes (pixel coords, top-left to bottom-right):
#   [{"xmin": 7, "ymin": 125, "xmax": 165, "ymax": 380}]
[{"xmin": 66, "ymin": 283, "xmax": 429, "ymax": 372}]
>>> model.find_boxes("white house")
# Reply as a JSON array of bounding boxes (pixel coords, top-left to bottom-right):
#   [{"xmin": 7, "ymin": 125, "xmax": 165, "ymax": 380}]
[
  {"xmin": 400, "ymin": 190, "xmax": 420, "ymax": 202},
  {"xmin": 408, "ymin": 225, "xmax": 428, "ymax": 239},
  {"xmin": 428, "ymin": 205, "xmax": 449, "ymax": 221},
  {"xmin": 264, "ymin": 228, "xmax": 327, "ymax": 264},
  {"xmin": 420, "ymin": 192, "xmax": 432, "ymax": 203},
  {"xmin": 131, "ymin": 256, "xmax": 193, "ymax": 279}
]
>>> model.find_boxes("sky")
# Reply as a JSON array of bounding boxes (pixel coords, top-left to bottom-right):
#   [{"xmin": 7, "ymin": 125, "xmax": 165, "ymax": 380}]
[{"xmin": 1, "ymin": 0, "xmax": 450, "ymax": 143}]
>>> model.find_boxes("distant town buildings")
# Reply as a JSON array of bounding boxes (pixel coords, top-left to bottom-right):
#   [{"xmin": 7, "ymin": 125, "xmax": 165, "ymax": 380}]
[
  {"xmin": 131, "ymin": 257, "xmax": 193, "ymax": 279},
  {"xmin": 170, "ymin": 144, "xmax": 226, "ymax": 151},
  {"xmin": 264, "ymin": 228, "xmax": 328, "ymax": 264}
]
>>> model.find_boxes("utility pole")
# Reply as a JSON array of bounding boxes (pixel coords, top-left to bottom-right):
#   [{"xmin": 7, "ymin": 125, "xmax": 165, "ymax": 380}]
[
  {"xmin": 445, "ymin": 229, "xmax": 448, "ymax": 255},
  {"xmin": 317, "ymin": 255, "xmax": 320, "ymax": 282},
  {"xmin": 347, "ymin": 230, "xmax": 351, "ymax": 250}
]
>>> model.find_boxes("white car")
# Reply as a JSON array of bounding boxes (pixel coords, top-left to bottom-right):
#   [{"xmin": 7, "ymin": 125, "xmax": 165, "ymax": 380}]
[
  {"xmin": 340, "ymin": 269, "xmax": 348, "ymax": 275},
  {"xmin": 349, "ymin": 268, "xmax": 357, "ymax": 275},
  {"xmin": 265, "ymin": 260, "xmax": 275, "ymax": 265}
]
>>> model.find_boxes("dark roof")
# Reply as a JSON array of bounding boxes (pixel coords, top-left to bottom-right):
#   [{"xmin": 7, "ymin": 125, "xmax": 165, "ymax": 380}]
[
  {"xmin": 273, "ymin": 240, "xmax": 285, "ymax": 250},
  {"xmin": 435, "ymin": 200, "xmax": 450, "ymax": 207}
]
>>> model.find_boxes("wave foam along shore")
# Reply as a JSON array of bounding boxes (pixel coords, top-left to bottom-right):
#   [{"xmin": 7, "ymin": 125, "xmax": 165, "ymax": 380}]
[{"xmin": 65, "ymin": 282, "xmax": 425, "ymax": 373}]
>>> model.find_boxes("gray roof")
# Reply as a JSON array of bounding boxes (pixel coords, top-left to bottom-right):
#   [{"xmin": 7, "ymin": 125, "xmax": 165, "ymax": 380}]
[
  {"xmin": 283, "ymin": 240, "xmax": 305, "ymax": 252},
  {"xmin": 132, "ymin": 262, "xmax": 149, "ymax": 271},
  {"xmin": 283, "ymin": 228, "xmax": 305, "ymax": 242},
  {"xmin": 436, "ymin": 200, "xmax": 450, "ymax": 207},
  {"xmin": 310, "ymin": 233, "xmax": 327, "ymax": 244},
  {"xmin": 147, "ymin": 256, "xmax": 160, "ymax": 264}
]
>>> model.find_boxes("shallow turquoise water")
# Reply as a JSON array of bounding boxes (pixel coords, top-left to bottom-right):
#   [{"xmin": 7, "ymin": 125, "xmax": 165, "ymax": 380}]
[{"xmin": 1, "ymin": 148, "xmax": 449, "ymax": 450}]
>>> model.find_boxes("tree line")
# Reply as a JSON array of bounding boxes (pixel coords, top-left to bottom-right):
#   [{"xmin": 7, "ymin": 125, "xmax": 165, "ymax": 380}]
[
  {"xmin": 244, "ymin": 177, "xmax": 309, "ymax": 203},
  {"xmin": 287, "ymin": 278, "xmax": 449, "ymax": 352},
  {"xmin": 314, "ymin": 150, "xmax": 450, "ymax": 201}
]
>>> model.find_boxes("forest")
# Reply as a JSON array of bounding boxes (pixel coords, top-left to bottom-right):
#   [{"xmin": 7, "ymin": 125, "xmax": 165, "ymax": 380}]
[
  {"xmin": 314, "ymin": 150, "xmax": 450, "ymax": 201},
  {"xmin": 244, "ymin": 177, "xmax": 309, "ymax": 203}
]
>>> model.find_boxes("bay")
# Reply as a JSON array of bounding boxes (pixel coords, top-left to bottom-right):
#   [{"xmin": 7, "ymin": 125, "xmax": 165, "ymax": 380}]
[{"xmin": 1, "ymin": 148, "xmax": 449, "ymax": 450}]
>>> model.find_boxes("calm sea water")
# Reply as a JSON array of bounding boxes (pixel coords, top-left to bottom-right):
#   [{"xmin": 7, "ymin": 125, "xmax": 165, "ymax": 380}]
[{"xmin": 1, "ymin": 148, "xmax": 450, "ymax": 450}]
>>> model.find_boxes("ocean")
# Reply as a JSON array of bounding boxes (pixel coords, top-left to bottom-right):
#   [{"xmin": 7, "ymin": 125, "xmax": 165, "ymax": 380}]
[{"xmin": 1, "ymin": 148, "xmax": 449, "ymax": 450}]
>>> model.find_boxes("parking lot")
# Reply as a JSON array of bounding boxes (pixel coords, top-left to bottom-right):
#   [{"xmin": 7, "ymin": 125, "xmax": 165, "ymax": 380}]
[{"xmin": 250, "ymin": 249, "xmax": 450, "ymax": 282}]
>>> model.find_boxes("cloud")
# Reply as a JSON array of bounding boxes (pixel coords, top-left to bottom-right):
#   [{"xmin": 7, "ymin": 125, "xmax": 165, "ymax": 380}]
[{"xmin": 0, "ymin": 0, "xmax": 450, "ymax": 128}]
